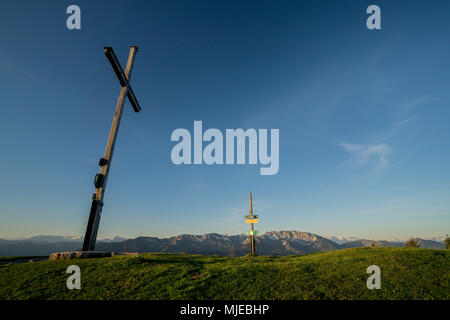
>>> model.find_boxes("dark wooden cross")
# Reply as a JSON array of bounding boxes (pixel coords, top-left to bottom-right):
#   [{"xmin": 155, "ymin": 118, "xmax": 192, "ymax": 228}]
[{"xmin": 82, "ymin": 46, "xmax": 141, "ymax": 251}]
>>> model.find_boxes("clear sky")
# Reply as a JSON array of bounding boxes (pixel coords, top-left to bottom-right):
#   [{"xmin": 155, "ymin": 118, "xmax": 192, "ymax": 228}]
[{"xmin": 0, "ymin": 0, "xmax": 449, "ymax": 240}]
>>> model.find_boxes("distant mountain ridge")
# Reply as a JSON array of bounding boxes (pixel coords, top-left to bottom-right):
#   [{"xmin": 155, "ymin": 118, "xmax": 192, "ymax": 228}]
[
  {"xmin": 10, "ymin": 235, "xmax": 126, "ymax": 243},
  {"xmin": 324, "ymin": 235, "xmax": 360, "ymax": 244},
  {"xmin": 0, "ymin": 231, "xmax": 445, "ymax": 257},
  {"xmin": 324, "ymin": 235, "xmax": 446, "ymax": 244}
]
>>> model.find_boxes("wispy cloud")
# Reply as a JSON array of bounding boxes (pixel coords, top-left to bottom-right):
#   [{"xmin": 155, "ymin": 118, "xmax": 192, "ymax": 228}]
[
  {"xmin": 338, "ymin": 98, "xmax": 425, "ymax": 169},
  {"xmin": 391, "ymin": 97, "xmax": 431, "ymax": 117},
  {"xmin": 339, "ymin": 143, "xmax": 391, "ymax": 168},
  {"xmin": 376, "ymin": 117, "xmax": 416, "ymax": 142},
  {"xmin": 217, "ymin": 202, "xmax": 250, "ymax": 233}
]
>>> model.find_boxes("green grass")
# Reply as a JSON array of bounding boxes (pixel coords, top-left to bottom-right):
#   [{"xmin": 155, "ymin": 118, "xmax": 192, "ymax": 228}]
[{"xmin": 0, "ymin": 247, "xmax": 448, "ymax": 300}]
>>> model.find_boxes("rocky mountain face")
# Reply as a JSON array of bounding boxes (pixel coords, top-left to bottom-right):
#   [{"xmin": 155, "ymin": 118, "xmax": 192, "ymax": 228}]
[
  {"xmin": 94, "ymin": 230, "xmax": 341, "ymax": 256},
  {"xmin": 99, "ymin": 231, "xmax": 445, "ymax": 254},
  {"xmin": 0, "ymin": 231, "xmax": 445, "ymax": 256}
]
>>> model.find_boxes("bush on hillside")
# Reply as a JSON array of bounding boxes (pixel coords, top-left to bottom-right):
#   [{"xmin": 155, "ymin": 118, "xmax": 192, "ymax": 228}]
[{"xmin": 405, "ymin": 237, "xmax": 419, "ymax": 248}]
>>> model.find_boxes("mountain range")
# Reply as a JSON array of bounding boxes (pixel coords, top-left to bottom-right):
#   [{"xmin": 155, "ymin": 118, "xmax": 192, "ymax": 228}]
[{"xmin": 0, "ymin": 231, "xmax": 445, "ymax": 257}]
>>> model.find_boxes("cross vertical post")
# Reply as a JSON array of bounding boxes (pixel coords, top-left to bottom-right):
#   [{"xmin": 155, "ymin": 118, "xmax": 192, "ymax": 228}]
[{"xmin": 82, "ymin": 46, "xmax": 141, "ymax": 251}]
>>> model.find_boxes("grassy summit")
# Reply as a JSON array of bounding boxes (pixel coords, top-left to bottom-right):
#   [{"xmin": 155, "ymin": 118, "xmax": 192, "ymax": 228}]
[{"xmin": 0, "ymin": 247, "xmax": 448, "ymax": 300}]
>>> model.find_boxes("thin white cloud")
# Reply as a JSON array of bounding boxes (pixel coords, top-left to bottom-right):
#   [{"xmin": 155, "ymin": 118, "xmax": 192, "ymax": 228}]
[
  {"xmin": 393, "ymin": 97, "xmax": 431, "ymax": 116},
  {"xmin": 376, "ymin": 117, "xmax": 416, "ymax": 142},
  {"xmin": 220, "ymin": 204, "xmax": 247, "ymax": 228},
  {"xmin": 339, "ymin": 142, "xmax": 391, "ymax": 168}
]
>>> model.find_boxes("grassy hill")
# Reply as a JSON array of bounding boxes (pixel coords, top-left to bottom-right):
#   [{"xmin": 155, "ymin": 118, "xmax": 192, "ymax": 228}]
[{"xmin": 0, "ymin": 247, "xmax": 448, "ymax": 300}]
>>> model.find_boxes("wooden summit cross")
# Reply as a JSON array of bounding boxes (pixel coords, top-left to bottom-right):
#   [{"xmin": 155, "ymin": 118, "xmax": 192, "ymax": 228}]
[{"xmin": 82, "ymin": 46, "xmax": 142, "ymax": 251}]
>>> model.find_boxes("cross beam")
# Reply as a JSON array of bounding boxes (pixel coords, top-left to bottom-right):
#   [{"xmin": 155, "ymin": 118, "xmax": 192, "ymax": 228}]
[
  {"xmin": 82, "ymin": 46, "xmax": 141, "ymax": 251},
  {"xmin": 104, "ymin": 47, "xmax": 141, "ymax": 112}
]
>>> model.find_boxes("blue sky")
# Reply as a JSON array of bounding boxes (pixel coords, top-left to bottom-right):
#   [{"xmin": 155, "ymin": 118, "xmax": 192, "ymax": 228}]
[{"xmin": 0, "ymin": 0, "xmax": 449, "ymax": 240}]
